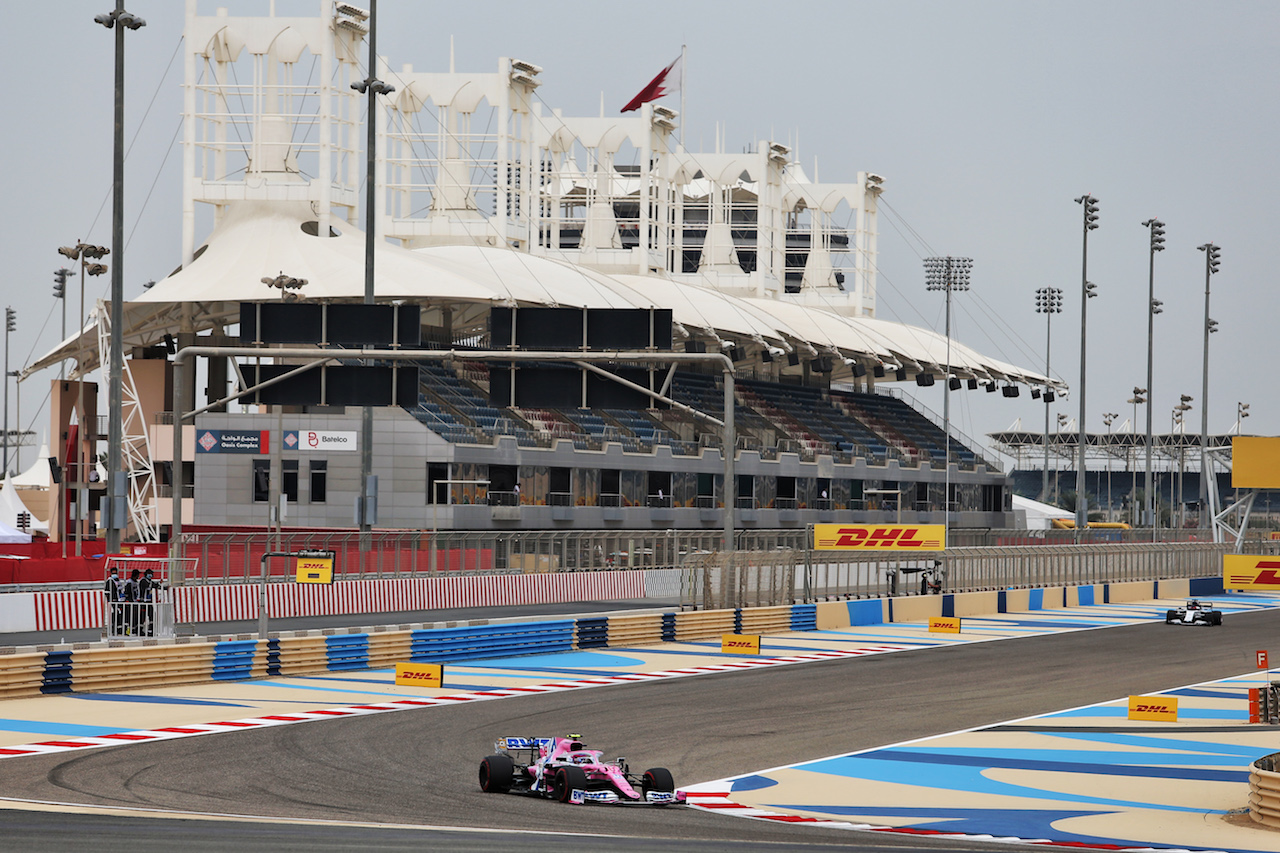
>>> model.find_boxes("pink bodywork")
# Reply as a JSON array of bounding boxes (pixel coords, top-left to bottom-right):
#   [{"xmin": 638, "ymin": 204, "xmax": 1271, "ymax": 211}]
[{"xmin": 534, "ymin": 737, "xmax": 645, "ymax": 799}]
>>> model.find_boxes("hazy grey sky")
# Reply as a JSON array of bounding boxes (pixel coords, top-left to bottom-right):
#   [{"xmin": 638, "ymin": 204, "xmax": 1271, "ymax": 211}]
[{"xmin": 4, "ymin": 0, "xmax": 1277, "ymax": 468}]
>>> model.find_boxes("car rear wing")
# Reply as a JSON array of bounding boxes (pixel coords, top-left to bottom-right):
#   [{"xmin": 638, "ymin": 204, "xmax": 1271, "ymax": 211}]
[{"xmin": 494, "ymin": 736, "xmax": 554, "ymax": 758}]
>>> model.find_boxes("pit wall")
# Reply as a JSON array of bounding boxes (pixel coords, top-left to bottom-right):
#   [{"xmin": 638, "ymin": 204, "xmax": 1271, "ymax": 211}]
[{"xmin": 0, "ymin": 577, "xmax": 1229, "ymax": 699}]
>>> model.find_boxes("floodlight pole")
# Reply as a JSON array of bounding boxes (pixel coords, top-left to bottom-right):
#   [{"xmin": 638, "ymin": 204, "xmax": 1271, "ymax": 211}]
[
  {"xmin": 924, "ymin": 257, "xmax": 972, "ymax": 534},
  {"xmin": 1035, "ymin": 287, "xmax": 1062, "ymax": 502},
  {"xmin": 1073, "ymin": 194, "xmax": 1099, "ymax": 536},
  {"xmin": 98, "ymin": 0, "xmax": 145, "ymax": 554},
  {"xmin": 1197, "ymin": 242, "xmax": 1221, "ymax": 537},
  {"xmin": 1141, "ymin": 218, "xmax": 1164, "ymax": 534},
  {"xmin": 358, "ymin": 0, "xmax": 382, "ymax": 547}
]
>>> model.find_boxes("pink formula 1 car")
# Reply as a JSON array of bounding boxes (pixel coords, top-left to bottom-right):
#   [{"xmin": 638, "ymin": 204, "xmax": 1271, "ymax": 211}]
[{"xmin": 478, "ymin": 735, "xmax": 683, "ymax": 805}]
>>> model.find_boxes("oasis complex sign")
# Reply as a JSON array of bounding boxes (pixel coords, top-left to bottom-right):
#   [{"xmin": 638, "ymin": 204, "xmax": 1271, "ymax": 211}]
[
  {"xmin": 813, "ymin": 524, "xmax": 947, "ymax": 551},
  {"xmin": 195, "ymin": 429, "xmax": 357, "ymax": 453}
]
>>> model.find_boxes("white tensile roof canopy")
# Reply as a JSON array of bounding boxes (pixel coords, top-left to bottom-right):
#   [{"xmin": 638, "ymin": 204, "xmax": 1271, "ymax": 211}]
[{"xmin": 28, "ymin": 200, "xmax": 1059, "ymax": 392}]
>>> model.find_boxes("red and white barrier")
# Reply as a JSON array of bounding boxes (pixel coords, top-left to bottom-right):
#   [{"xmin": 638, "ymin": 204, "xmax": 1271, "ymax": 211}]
[{"xmin": 23, "ymin": 571, "xmax": 646, "ymax": 632}]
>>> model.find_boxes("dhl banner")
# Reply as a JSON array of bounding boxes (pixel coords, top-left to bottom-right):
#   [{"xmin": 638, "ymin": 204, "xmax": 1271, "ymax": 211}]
[
  {"xmin": 395, "ymin": 662, "xmax": 443, "ymax": 688},
  {"xmin": 1127, "ymin": 695, "xmax": 1178, "ymax": 722},
  {"xmin": 813, "ymin": 524, "xmax": 946, "ymax": 551},
  {"xmin": 721, "ymin": 634, "xmax": 761, "ymax": 654},
  {"xmin": 928, "ymin": 617, "xmax": 961, "ymax": 634},
  {"xmin": 295, "ymin": 549, "xmax": 336, "ymax": 584},
  {"xmin": 295, "ymin": 556, "xmax": 334, "ymax": 584},
  {"xmin": 1224, "ymin": 555, "xmax": 1280, "ymax": 590}
]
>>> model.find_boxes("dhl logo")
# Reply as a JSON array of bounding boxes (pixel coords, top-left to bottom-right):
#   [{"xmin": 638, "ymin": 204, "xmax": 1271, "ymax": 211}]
[
  {"xmin": 394, "ymin": 663, "xmax": 442, "ymax": 687},
  {"xmin": 813, "ymin": 524, "xmax": 946, "ymax": 552},
  {"xmin": 721, "ymin": 634, "xmax": 761, "ymax": 654},
  {"xmin": 928, "ymin": 617, "xmax": 961, "ymax": 634},
  {"xmin": 1224, "ymin": 556, "xmax": 1280, "ymax": 589},
  {"xmin": 1127, "ymin": 694, "xmax": 1177, "ymax": 721}
]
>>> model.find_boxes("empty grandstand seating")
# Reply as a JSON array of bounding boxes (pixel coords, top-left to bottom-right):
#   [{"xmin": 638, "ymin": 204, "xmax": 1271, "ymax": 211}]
[{"xmin": 408, "ymin": 361, "xmax": 989, "ymax": 471}]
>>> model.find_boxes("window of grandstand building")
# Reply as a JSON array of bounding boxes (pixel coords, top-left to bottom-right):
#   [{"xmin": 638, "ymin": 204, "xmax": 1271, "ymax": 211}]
[
  {"xmin": 736, "ymin": 474, "xmax": 756, "ymax": 509},
  {"xmin": 455, "ymin": 463, "xmax": 486, "ymax": 504},
  {"xmin": 814, "ymin": 477, "xmax": 832, "ymax": 510},
  {"xmin": 647, "ymin": 472, "xmax": 672, "ymax": 507},
  {"xmin": 600, "ymin": 469, "xmax": 621, "ymax": 507},
  {"xmin": 574, "ymin": 467, "xmax": 597, "ymax": 507},
  {"xmin": 426, "ymin": 462, "xmax": 447, "ymax": 504},
  {"xmin": 310, "ymin": 460, "xmax": 327, "ymax": 503},
  {"xmin": 252, "ymin": 459, "xmax": 270, "ymax": 503},
  {"xmin": 982, "ymin": 484, "xmax": 1004, "ymax": 513},
  {"xmin": 523, "ymin": 466, "xmax": 547, "ymax": 505},
  {"xmin": 673, "ymin": 471, "xmax": 696, "ymax": 508},
  {"xmin": 775, "ymin": 476, "xmax": 797, "ymax": 510},
  {"xmin": 548, "ymin": 467, "xmax": 572, "ymax": 506},
  {"xmin": 158, "ymin": 461, "xmax": 194, "ymax": 498},
  {"xmin": 283, "ymin": 460, "xmax": 299, "ymax": 504},
  {"xmin": 847, "ymin": 479, "xmax": 864, "ymax": 510},
  {"xmin": 621, "ymin": 470, "xmax": 645, "ymax": 507},
  {"xmin": 488, "ymin": 465, "xmax": 519, "ymax": 506},
  {"xmin": 696, "ymin": 472, "xmax": 718, "ymax": 508}
]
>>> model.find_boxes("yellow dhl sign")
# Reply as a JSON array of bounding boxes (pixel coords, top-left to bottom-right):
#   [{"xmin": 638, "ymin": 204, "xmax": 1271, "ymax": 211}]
[
  {"xmin": 928, "ymin": 617, "xmax": 961, "ymax": 634},
  {"xmin": 295, "ymin": 557, "xmax": 334, "ymax": 584},
  {"xmin": 814, "ymin": 524, "xmax": 946, "ymax": 551},
  {"xmin": 721, "ymin": 634, "xmax": 761, "ymax": 655},
  {"xmin": 1127, "ymin": 695, "xmax": 1178, "ymax": 722},
  {"xmin": 1224, "ymin": 555, "xmax": 1280, "ymax": 590},
  {"xmin": 395, "ymin": 662, "xmax": 443, "ymax": 688}
]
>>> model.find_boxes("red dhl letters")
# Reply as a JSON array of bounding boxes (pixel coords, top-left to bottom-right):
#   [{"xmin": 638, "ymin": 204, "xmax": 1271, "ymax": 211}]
[
  {"xmin": 721, "ymin": 634, "xmax": 761, "ymax": 654},
  {"xmin": 814, "ymin": 524, "xmax": 946, "ymax": 551},
  {"xmin": 1127, "ymin": 695, "xmax": 1177, "ymax": 720},
  {"xmin": 394, "ymin": 663, "xmax": 443, "ymax": 687},
  {"xmin": 1224, "ymin": 556, "xmax": 1280, "ymax": 589}
]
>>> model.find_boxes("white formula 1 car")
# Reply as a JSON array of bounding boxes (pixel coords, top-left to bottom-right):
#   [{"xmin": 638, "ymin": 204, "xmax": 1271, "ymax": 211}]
[
  {"xmin": 478, "ymin": 735, "xmax": 683, "ymax": 805},
  {"xmin": 1165, "ymin": 599, "xmax": 1223, "ymax": 626}
]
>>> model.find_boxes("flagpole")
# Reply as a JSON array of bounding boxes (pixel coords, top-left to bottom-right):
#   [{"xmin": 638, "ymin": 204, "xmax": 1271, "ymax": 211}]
[{"xmin": 680, "ymin": 43, "xmax": 687, "ymax": 150}]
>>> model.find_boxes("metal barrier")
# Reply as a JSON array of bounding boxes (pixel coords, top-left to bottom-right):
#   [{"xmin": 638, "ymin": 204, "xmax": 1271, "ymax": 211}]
[
  {"xmin": 682, "ymin": 542, "xmax": 1229, "ymax": 608},
  {"xmin": 174, "ymin": 529, "xmax": 795, "ymax": 584}
]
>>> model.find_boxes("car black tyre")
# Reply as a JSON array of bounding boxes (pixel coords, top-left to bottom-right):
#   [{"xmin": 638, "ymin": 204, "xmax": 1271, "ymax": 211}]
[
  {"xmin": 554, "ymin": 765, "xmax": 588, "ymax": 803},
  {"xmin": 479, "ymin": 754, "xmax": 515, "ymax": 793},
  {"xmin": 1165, "ymin": 610, "xmax": 1177, "ymax": 624},
  {"xmin": 1210, "ymin": 611, "xmax": 1223, "ymax": 626},
  {"xmin": 642, "ymin": 767, "xmax": 675, "ymax": 800}
]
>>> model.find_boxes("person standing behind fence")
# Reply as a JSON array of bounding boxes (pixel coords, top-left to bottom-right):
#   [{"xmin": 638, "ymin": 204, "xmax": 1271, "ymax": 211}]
[
  {"xmin": 104, "ymin": 567, "xmax": 124, "ymax": 636},
  {"xmin": 124, "ymin": 569, "xmax": 141, "ymax": 635},
  {"xmin": 138, "ymin": 568, "xmax": 156, "ymax": 637}
]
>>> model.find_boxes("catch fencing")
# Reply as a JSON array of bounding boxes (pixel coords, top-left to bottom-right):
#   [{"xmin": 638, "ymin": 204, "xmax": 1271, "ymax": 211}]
[
  {"xmin": 682, "ymin": 541, "xmax": 1230, "ymax": 609},
  {"xmin": 172, "ymin": 528, "xmax": 805, "ymax": 585}
]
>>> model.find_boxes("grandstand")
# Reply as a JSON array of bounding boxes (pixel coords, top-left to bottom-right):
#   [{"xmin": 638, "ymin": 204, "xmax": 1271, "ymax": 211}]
[{"xmin": 25, "ymin": 3, "xmax": 1057, "ymax": 542}]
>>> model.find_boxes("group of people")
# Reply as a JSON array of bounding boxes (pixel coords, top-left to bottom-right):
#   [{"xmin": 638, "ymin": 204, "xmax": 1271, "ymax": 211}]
[{"xmin": 103, "ymin": 567, "xmax": 161, "ymax": 637}]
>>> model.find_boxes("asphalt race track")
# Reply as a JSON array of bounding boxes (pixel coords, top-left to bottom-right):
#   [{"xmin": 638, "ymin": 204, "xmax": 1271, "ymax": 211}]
[{"xmin": 2, "ymin": 610, "xmax": 1277, "ymax": 852}]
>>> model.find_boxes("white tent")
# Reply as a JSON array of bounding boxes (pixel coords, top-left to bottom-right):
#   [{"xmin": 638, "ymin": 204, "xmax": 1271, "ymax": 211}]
[
  {"xmin": 8, "ymin": 443, "xmax": 51, "ymax": 490},
  {"xmin": 1012, "ymin": 494, "xmax": 1074, "ymax": 530},
  {"xmin": 0, "ymin": 479, "xmax": 47, "ymax": 535}
]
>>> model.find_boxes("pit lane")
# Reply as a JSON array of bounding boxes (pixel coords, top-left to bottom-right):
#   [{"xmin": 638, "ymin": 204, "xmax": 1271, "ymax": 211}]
[{"xmin": 1, "ymin": 609, "xmax": 1276, "ymax": 852}]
